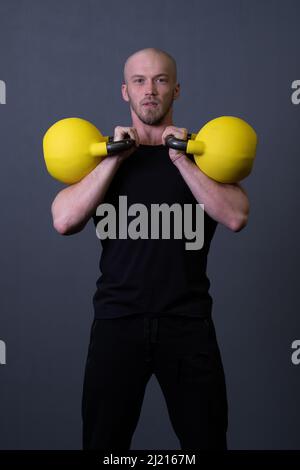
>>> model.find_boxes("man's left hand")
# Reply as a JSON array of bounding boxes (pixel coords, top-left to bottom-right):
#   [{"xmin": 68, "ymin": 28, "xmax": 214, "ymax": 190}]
[{"xmin": 161, "ymin": 126, "xmax": 188, "ymax": 164}]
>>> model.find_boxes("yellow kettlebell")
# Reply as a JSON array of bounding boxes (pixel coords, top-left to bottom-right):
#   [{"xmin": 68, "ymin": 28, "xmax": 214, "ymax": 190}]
[
  {"xmin": 43, "ymin": 117, "xmax": 134, "ymax": 184},
  {"xmin": 43, "ymin": 115, "xmax": 257, "ymax": 184},
  {"xmin": 166, "ymin": 116, "xmax": 257, "ymax": 183}
]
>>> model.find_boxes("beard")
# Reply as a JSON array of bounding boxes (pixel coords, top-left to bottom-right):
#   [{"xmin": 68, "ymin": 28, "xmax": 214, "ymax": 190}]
[{"xmin": 128, "ymin": 93, "xmax": 174, "ymax": 125}]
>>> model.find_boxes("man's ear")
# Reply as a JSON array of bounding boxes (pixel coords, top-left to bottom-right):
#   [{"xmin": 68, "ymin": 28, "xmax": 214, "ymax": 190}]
[
  {"xmin": 121, "ymin": 83, "xmax": 129, "ymax": 102},
  {"xmin": 173, "ymin": 82, "xmax": 180, "ymax": 100}
]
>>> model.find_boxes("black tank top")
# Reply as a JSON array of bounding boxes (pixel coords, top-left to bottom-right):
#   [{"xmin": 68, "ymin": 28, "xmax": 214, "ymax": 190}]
[{"xmin": 92, "ymin": 145, "xmax": 218, "ymax": 319}]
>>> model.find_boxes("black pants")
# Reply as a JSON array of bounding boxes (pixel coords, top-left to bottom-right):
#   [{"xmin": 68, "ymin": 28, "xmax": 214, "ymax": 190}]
[{"xmin": 81, "ymin": 314, "xmax": 228, "ymax": 450}]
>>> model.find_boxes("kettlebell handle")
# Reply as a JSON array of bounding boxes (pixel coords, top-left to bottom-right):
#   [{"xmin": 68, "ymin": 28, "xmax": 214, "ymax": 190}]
[
  {"xmin": 165, "ymin": 133, "xmax": 205, "ymax": 156},
  {"xmin": 165, "ymin": 134, "xmax": 194, "ymax": 152},
  {"xmin": 105, "ymin": 133, "xmax": 196, "ymax": 156},
  {"xmin": 106, "ymin": 138, "xmax": 136, "ymax": 155},
  {"xmin": 106, "ymin": 133, "xmax": 196, "ymax": 156}
]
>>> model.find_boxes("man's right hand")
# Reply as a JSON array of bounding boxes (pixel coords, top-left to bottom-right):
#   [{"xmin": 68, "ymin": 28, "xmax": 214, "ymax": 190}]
[{"xmin": 112, "ymin": 126, "xmax": 140, "ymax": 163}]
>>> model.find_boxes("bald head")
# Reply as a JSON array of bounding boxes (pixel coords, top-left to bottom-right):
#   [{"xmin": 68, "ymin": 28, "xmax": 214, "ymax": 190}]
[
  {"xmin": 121, "ymin": 47, "xmax": 180, "ymax": 126},
  {"xmin": 123, "ymin": 48, "xmax": 177, "ymax": 85}
]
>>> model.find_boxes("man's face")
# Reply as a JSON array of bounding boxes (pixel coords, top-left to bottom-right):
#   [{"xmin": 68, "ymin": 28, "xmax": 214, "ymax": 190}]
[{"xmin": 122, "ymin": 52, "xmax": 180, "ymax": 125}]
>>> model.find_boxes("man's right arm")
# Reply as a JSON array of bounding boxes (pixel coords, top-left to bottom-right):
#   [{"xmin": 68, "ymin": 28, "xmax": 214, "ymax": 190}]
[{"xmin": 51, "ymin": 126, "xmax": 139, "ymax": 236}]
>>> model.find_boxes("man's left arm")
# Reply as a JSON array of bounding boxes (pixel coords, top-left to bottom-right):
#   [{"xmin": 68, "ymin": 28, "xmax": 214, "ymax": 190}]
[
  {"xmin": 174, "ymin": 154, "xmax": 249, "ymax": 232},
  {"xmin": 162, "ymin": 126, "xmax": 250, "ymax": 232}
]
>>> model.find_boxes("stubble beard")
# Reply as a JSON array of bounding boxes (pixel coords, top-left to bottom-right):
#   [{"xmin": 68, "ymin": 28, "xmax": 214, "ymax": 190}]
[{"xmin": 128, "ymin": 94, "xmax": 174, "ymax": 126}]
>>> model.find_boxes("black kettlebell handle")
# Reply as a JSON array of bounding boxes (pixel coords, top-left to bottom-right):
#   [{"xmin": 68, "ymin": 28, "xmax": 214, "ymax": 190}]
[
  {"xmin": 106, "ymin": 138, "xmax": 136, "ymax": 155},
  {"xmin": 106, "ymin": 132, "xmax": 194, "ymax": 156},
  {"xmin": 165, "ymin": 133, "xmax": 194, "ymax": 151}
]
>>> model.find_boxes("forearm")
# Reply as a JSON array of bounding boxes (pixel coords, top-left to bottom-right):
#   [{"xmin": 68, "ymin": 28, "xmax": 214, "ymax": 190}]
[
  {"xmin": 174, "ymin": 154, "xmax": 250, "ymax": 231},
  {"xmin": 51, "ymin": 156, "xmax": 122, "ymax": 235}
]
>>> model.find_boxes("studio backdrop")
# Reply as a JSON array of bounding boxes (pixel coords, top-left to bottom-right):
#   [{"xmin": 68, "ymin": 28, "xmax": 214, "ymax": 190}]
[{"xmin": 0, "ymin": 0, "xmax": 299, "ymax": 450}]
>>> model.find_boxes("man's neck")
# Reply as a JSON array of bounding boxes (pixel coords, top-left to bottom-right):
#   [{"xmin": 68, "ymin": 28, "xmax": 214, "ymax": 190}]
[{"xmin": 131, "ymin": 112, "xmax": 173, "ymax": 146}]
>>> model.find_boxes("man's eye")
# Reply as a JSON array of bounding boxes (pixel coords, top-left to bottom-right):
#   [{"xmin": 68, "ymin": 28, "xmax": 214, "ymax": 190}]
[
  {"xmin": 157, "ymin": 78, "xmax": 167, "ymax": 82},
  {"xmin": 134, "ymin": 79, "xmax": 144, "ymax": 83}
]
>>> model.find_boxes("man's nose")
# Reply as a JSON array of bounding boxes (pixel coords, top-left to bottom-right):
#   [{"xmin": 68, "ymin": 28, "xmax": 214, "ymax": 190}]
[{"xmin": 145, "ymin": 80, "xmax": 157, "ymax": 95}]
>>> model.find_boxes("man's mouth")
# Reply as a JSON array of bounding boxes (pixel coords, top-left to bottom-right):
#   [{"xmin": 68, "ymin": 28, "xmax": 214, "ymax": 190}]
[{"xmin": 142, "ymin": 102, "xmax": 158, "ymax": 107}]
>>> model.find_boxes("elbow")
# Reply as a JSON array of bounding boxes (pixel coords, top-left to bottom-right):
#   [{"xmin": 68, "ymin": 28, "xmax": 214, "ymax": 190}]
[
  {"xmin": 229, "ymin": 213, "xmax": 249, "ymax": 232},
  {"xmin": 52, "ymin": 212, "xmax": 87, "ymax": 236},
  {"xmin": 228, "ymin": 185, "xmax": 250, "ymax": 232},
  {"xmin": 52, "ymin": 207, "xmax": 72, "ymax": 235},
  {"xmin": 53, "ymin": 217, "xmax": 71, "ymax": 235},
  {"xmin": 51, "ymin": 199, "xmax": 75, "ymax": 235},
  {"xmin": 51, "ymin": 199, "xmax": 66, "ymax": 235}
]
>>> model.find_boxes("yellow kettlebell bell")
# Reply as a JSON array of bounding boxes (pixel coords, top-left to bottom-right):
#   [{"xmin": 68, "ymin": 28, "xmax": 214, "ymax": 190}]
[
  {"xmin": 166, "ymin": 116, "xmax": 257, "ymax": 183},
  {"xmin": 43, "ymin": 117, "xmax": 134, "ymax": 184}
]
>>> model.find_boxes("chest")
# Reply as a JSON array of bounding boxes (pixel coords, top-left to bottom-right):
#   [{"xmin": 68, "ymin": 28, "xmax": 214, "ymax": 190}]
[{"xmin": 106, "ymin": 150, "xmax": 195, "ymax": 206}]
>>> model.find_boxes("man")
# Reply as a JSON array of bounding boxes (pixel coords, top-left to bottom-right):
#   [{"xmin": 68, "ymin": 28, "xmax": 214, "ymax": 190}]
[{"xmin": 51, "ymin": 48, "xmax": 249, "ymax": 450}]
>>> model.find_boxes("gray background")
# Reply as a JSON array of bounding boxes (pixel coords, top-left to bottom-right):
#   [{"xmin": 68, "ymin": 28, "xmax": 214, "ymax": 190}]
[{"xmin": 0, "ymin": 0, "xmax": 299, "ymax": 450}]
